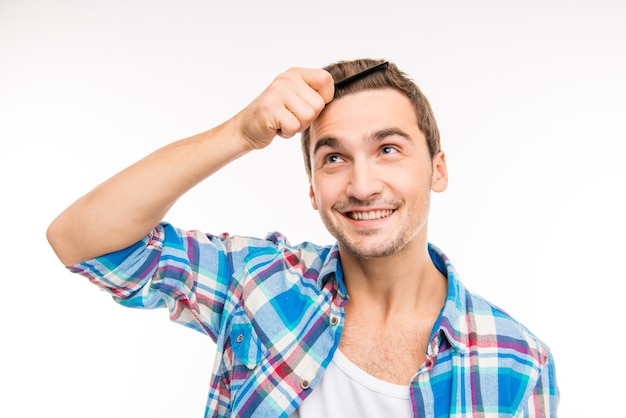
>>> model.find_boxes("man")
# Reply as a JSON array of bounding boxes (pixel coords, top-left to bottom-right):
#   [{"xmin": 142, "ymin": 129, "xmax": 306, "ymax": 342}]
[{"xmin": 47, "ymin": 58, "xmax": 559, "ymax": 417}]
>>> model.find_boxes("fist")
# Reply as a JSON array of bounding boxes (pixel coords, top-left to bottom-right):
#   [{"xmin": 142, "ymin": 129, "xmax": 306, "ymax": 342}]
[{"xmin": 236, "ymin": 67, "xmax": 335, "ymax": 149}]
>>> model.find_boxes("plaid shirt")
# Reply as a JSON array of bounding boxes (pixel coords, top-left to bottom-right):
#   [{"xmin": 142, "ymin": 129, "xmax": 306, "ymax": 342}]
[{"xmin": 71, "ymin": 222, "xmax": 559, "ymax": 417}]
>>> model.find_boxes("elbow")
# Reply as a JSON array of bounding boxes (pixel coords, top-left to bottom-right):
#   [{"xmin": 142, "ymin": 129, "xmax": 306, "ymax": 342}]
[{"xmin": 46, "ymin": 215, "xmax": 77, "ymax": 267}]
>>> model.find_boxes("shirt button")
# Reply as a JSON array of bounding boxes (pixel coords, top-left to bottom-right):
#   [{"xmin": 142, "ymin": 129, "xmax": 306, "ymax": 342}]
[
  {"xmin": 425, "ymin": 356, "xmax": 434, "ymax": 369},
  {"xmin": 300, "ymin": 380, "xmax": 310, "ymax": 390},
  {"xmin": 330, "ymin": 316, "xmax": 339, "ymax": 326},
  {"xmin": 236, "ymin": 334, "xmax": 244, "ymax": 343}
]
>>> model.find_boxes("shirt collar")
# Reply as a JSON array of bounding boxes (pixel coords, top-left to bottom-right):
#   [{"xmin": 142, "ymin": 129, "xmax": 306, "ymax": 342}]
[
  {"xmin": 316, "ymin": 243, "xmax": 348, "ymax": 298},
  {"xmin": 317, "ymin": 241, "xmax": 472, "ymax": 353},
  {"xmin": 428, "ymin": 243, "xmax": 471, "ymax": 354}
]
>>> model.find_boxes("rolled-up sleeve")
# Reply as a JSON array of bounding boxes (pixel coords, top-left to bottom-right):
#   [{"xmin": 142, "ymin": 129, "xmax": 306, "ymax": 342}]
[{"xmin": 69, "ymin": 222, "xmax": 236, "ymax": 341}]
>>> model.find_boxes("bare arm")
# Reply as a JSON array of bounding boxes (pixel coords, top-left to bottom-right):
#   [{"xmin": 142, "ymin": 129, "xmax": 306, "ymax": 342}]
[{"xmin": 47, "ymin": 67, "xmax": 334, "ymax": 266}]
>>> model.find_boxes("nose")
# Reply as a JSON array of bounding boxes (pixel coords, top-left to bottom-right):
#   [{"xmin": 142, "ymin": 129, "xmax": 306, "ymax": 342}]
[{"xmin": 346, "ymin": 160, "xmax": 384, "ymax": 200}]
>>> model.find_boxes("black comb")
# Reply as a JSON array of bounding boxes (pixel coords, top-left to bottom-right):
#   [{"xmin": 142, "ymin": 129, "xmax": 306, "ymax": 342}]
[{"xmin": 334, "ymin": 61, "xmax": 389, "ymax": 88}]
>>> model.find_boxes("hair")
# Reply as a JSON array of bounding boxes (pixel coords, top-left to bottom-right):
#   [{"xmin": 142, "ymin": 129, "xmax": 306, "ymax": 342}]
[{"xmin": 301, "ymin": 58, "xmax": 441, "ymax": 177}]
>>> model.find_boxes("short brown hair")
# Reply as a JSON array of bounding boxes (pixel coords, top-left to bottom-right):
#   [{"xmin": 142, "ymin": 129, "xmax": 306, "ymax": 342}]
[{"xmin": 301, "ymin": 58, "xmax": 441, "ymax": 177}]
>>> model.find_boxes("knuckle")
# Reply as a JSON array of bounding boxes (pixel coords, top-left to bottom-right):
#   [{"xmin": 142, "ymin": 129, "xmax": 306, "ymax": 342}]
[
  {"xmin": 320, "ymin": 69, "xmax": 333, "ymax": 84},
  {"xmin": 301, "ymin": 105, "xmax": 317, "ymax": 122},
  {"xmin": 279, "ymin": 68, "xmax": 301, "ymax": 81},
  {"xmin": 312, "ymin": 95, "xmax": 326, "ymax": 112}
]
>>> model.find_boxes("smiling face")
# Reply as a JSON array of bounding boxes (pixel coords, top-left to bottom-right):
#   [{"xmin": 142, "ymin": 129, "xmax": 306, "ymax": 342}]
[{"xmin": 308, "ymin": 88, "xmax": 448, "ymax": 259}]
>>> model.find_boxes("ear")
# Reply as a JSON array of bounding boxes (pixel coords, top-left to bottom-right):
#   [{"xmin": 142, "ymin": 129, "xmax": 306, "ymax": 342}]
[
  {"xmin": 309, "ymin": 182, "xmax": 319, "ymax": 210},
  {"xmin": 430, "ymin": 151, "xmax": 448, "ymax": 193}
]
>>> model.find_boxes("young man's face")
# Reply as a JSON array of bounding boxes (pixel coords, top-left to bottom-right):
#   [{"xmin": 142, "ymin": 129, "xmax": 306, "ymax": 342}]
[{"xmin": 308, "ymin": 88, "xmax": 448, "ymax": 259}]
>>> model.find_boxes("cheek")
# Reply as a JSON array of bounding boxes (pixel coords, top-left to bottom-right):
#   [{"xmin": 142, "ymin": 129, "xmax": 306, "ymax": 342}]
[
  {"xmin": 397, "ymin": 168, "xmax": 433, "ymax": 200},
  {"xmin": 310, "ymin": 178, "xmax": 341, "ymax": 210}
]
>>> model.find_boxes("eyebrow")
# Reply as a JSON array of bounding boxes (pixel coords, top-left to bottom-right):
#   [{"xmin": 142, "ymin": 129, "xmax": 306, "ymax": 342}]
[{"xmin": 312, "ymin": 128, "xmax": 413, "ymax": 157}]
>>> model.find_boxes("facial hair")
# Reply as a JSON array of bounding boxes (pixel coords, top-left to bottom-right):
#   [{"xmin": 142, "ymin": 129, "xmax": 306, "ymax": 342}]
[{"xmin": 318, "ymin": 192, "xmax": 431, "ymax": 260}]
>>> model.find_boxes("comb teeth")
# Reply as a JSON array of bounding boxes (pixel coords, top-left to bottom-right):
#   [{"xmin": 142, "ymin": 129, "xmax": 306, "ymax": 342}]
[{"xmin": 334, "ymin": 61, "xmax": 389, "ymax": 88}]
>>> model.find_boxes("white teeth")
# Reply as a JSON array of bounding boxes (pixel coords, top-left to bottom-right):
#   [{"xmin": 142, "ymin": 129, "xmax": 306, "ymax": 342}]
[{"xmin": 349, "ymin": 210, "xmax": 393, "ymax": 220}]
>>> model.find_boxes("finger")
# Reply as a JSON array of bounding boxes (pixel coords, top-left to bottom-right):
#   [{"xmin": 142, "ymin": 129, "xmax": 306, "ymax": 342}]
[
  {"xmin": 272, "ymin": 108, "xmax": 302, "ymax": 138},
  {"xmin": 257, "ymin": 91, "xmax": 314, "ymax": 138},
  {"xmin": 241, "ymin": 68, "xmax": 334, "ymax": 144},
  {"xmin": 297, "ymin": 68, "xmax": 335, "ymax": 104},
  {"xmin": 268, "ymin": 69, "xmax": 330, "ymax": 136},
  {"xmin": 281, "ymin": 91, "xmax": 321, "ymax": 130},
  {"xmin": 294, "ymin": 83, "xmax": 327, "ymax": 118}
]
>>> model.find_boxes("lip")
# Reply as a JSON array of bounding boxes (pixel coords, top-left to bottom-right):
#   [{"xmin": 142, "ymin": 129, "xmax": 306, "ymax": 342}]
[{"xmin": 342, "ymin": 208, "xmax": 396, "ymax": 222}]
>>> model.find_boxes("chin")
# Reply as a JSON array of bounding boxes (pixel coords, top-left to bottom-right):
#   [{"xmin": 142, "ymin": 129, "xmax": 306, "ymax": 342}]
[{"xmin": 339, "ymin": 239, "xmax": 405, "ymax": 259}]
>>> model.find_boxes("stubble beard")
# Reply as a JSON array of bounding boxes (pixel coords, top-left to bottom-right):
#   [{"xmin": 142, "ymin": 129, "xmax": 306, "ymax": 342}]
[
  {"xmin": 319, "ymin": 195, "xmax": 430, "ymax": 260},
  {"xmin": 335, "ymin": 227, "xmax": 408, "ymax": 259}
]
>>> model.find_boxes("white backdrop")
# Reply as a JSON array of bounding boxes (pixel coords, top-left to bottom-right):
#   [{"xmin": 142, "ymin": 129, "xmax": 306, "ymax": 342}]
[{"xmin": 2, "ymin": 1, "xmax": 625, "ymax": 416}]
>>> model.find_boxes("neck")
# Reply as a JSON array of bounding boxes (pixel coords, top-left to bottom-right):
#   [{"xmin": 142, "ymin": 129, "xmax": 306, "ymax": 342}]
[{"xmin": 339, "ymin": 240, "xmax": 447, "ymax": 320}]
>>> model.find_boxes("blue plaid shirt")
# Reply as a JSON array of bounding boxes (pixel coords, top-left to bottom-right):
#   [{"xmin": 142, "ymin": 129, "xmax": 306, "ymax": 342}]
[{"xmin": 71, "ymin": 222, "xmax": 559, "ymax": 417}]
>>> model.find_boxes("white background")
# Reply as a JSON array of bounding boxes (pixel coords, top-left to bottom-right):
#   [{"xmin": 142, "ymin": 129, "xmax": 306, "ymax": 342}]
[{"xmin": 1, "ymin": 1, "xmax": 625, "ymax": 416}]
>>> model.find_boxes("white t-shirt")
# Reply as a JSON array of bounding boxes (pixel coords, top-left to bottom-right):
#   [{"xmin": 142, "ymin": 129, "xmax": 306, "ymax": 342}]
[{"xmin": 292, "ymin": 349, "xmax": 412, "ymax": 417}]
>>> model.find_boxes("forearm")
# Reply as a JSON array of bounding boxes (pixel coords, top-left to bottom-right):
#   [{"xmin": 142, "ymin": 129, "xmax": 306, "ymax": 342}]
[
  {"xmin": 47, "ymin": 66, "xmax": 334, "ymax": 267},
  {"xmin": 47, "ymin": 120, "xmax": 250, "ymax": 266}
]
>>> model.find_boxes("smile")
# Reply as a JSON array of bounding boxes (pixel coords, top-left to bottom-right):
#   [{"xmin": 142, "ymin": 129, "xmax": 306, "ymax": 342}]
[{"xmin": 347, "ymin": 209, "xmax": 394, "ymax": 221}]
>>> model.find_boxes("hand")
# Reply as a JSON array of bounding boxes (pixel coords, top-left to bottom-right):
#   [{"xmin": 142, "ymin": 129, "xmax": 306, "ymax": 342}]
[{"xmin": 233, "ymin": 67, "xmax": 335, "ymax": 150}]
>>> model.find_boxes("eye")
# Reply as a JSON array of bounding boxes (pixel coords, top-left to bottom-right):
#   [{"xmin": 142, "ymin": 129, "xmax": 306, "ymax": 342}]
[
  {"xmin": 325, "ymin": 154, "xmax": 344, "ymax": 164},
  {"xmin": 381, "ymin": 145, "xmax": 399, "ymax": 155}
]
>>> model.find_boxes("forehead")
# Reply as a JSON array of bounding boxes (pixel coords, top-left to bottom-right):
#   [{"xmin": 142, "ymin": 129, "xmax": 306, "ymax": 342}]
[{"xmin": 309, "ymin": 88, "xmax": 419, "ymax": 145}]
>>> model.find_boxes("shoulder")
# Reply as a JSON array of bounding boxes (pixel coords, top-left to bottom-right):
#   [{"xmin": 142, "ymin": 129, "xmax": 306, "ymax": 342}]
[
  {"xmin": 463, "ymin": 290, "xmax": 560, "ymax": 414},
  {"xmin": 440, "ymin": 272, "xmax": 553, "ymax": 379},
  {"xmin": 459, "ymin": 288, "xmax": 557, "ymax": 410},
  {"xmin": 464, "ymin": 289, "xmax": 552, "ymax": 363},
  {"xmin": 430, "ymin": 243, "xmax": 552, "ymax": 367},
  {"xmin": 432, "ymin": 245, "xmax": 559, "ymax": 412},
  {"xmin": 226, "ymin": 231, "xmax": 334, "ymax": 267},
  {"xmin": 161, "ymin": 226, "xmax": 332, "ymax": 265}
]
